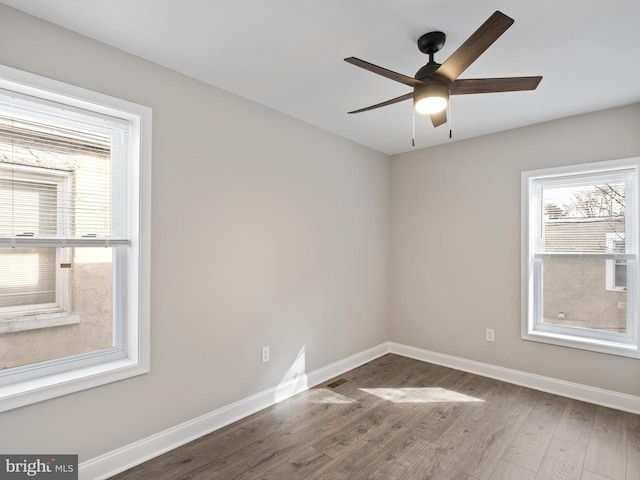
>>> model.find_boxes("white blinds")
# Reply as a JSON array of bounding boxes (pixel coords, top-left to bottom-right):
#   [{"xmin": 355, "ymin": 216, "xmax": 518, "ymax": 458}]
[
  {"xmin": 532, "ymin": 169, "xmax": 636, "ymax": 258},
  {"xmin": 0, "ymin": 88, "xmax": 130, "ymax": 248}
]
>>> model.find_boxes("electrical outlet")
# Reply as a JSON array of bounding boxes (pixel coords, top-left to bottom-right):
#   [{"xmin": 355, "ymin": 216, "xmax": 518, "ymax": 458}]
[
  {"xmin": 261, "ymin": 346, "xmax": 270, "ymax": 363},
  {"xmin": 485, "ymin": 328, "xmax": 495, "ymax": 342}
]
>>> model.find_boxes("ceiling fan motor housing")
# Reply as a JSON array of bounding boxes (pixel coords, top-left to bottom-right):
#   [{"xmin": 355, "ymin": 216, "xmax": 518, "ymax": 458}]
[
  {"xmin": 415, "ymin": 63, "xmax": 441, "ymax": 81},
  {"xmin": 415, "ymin": 31, "xmax": 446, "ymax": 81}
]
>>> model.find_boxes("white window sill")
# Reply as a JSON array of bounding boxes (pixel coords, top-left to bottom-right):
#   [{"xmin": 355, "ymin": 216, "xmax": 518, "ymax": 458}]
[
  {"xmin": 0, "ymin": 312, "xmax": 81, "ymax": 334},
  {"xmin": 523, "ymin": 329, "xmax": 640, "ymax": 358},
  {"xmin": 0, "ymin": 352, "xmax": 148, "ymax": 413}
]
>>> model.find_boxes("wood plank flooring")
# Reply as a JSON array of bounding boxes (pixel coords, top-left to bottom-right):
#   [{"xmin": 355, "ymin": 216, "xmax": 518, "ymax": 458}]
[{"xmin": 110, "ymin": 354, "xmax": 640, "ymax": 480}]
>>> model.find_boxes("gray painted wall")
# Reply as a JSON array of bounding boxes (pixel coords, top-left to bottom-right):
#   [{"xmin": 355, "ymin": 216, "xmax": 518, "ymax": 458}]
[
  {"xmin": 1, "ymin": 1, "xmax": 639, "ymax": 467},
  {"xmin": 0, "ymin": 5, "xmax": 389, "ymax": 461},
  {"xmin": 390, "ymin": 103, "xmax": 640, "ymax": 396}
]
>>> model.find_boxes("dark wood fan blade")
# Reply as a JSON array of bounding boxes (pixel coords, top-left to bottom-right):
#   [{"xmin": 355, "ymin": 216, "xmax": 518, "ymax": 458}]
[
  {"xmin": 450, "ymin": 76, "xmax": 542, "ymax": 95},
  {"xmin": 344, "ymin": 57, "xmax": 424, "ymax": 88},
  {"xmin": 430, "ymin": 109, "xmax": 447, "ymax": 127},
  {"xmin": 430, "ymin": 11, "xmax": 514, "ymax": 84},
  {"xmin": 348, "ymin": 93, "xmax": 414, "ymax": 114}
]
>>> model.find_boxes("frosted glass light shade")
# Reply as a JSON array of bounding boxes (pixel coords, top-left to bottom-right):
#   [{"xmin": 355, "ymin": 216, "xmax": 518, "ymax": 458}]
[
  {"xmin": 414, "ymin": 83, "xmax": 449, "ymax": 115},
  {"xmin": 415, "ymin": 96, "xmax": 448, "ymax": 114}
]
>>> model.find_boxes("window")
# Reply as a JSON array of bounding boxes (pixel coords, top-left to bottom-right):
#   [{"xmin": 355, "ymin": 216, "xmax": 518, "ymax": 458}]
[
  {"xmin": 0, "ymin": 164, "xmax": 78, "ymax": 332},
  {"xmin": 521, "ymin": 157, "xmax": 640, "ymax": 357},
  {"xmin": 0, "ymin": 65, "xmax": 151, "ymax": 412}
]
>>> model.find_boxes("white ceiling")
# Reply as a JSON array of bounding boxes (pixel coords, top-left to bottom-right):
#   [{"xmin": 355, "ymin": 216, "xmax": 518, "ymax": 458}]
[{"xmin": 2, "ymin": 0, "xmax": 640, "ymax": 155}]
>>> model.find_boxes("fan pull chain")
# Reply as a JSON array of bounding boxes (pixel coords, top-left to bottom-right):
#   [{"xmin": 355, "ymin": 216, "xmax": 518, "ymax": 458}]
[
  {"xmin": 448, "ymin": 99, "xmax": 453, "ymax": 139},
  {"xmin": 412, "ymin": 108, "xmax": 416, "ymax": 147}
]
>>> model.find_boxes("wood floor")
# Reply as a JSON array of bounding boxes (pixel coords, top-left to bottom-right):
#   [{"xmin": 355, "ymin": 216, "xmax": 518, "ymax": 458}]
[{"xmin": 111, "ymin": 354, "xmax": 640, "ymax": 480}]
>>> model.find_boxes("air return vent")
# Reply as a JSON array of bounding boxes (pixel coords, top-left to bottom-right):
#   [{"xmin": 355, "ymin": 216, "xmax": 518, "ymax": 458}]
[{"xmin": 326, "ymin": 378, "xmax": 348, "ymax": 388}]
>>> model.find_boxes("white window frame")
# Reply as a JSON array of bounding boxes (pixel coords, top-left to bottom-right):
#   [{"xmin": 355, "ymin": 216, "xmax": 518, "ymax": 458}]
[
  {"xmin": 0, "ymin": 164, "xmax": 78, "ymax": 333},
  {"xmin": 0, "ymin": 64, "xmax": 151, "ymax": 412},
  {"xmin": 521, "ymin": 157, "xmax": 640, "ymax": 358}
]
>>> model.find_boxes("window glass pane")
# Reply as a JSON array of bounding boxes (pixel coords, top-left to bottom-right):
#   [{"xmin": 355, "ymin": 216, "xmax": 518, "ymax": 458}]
[
  {"xmin": 0, "ymin": 93, "xmax": 122, "ymax": 371},
  {"xmin": 0, "ymin": 90, "xmax": 129, "ymax": 240},
  {"xmin": 615, "ymin": 262, "xmax": 627, "ymax": 288},
  {"xmin": 0, "ymin": 247, "xmax": 114, "ymax": 370},
  {"xmin": 541, "ymin": 257, "xmax": 627, "ymax": 333},
  {"xmin": 542, "ymin": 181, "xmax": 626, "ymax": 254}
]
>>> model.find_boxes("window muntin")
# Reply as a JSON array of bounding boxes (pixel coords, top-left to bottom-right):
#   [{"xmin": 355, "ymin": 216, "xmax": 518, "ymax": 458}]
[
  {"xmin": 522, "ymin": 159, "xmax": 640, "ymax": 357},
  {"xmin": 0, "ymin": 64, "xmax": 150, "ymax": 412}
]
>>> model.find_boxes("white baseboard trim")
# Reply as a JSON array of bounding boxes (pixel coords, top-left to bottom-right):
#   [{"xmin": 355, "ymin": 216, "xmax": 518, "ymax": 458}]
[
  {"xmin": 389, "ymin": 342, "xmax": 640, "ymax": 415},
  {"xmin": 79, "ymin": 342, "xmax": 389, "ymax": 480},
  {"xmin": 80, "ymin": 341, "xmax": 640, "ymax": 479}
]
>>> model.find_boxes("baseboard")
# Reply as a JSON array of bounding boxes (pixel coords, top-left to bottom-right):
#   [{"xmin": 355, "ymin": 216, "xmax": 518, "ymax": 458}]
[
  {"xmin": 80, "ymin": 340, "xmax": 640, "ymax": 479},
  {"xmin": 389, "ymin": 342, "xmax": 640, "ymax": 414},
  {"xmin": 78, "ymin": 342, "xmax": 389, "ymax": 480}
]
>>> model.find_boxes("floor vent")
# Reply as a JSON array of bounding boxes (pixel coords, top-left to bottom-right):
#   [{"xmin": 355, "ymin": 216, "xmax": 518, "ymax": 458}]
[{"xmin": 326, "ymin": 378, "xmax": 348, "ymax": 388}]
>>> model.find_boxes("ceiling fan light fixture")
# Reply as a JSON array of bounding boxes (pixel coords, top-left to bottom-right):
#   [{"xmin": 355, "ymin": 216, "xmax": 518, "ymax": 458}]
[
  {"xmin": 414, "ymin": 83, "xmax": 449, "ymax": 115},
  {"xmin": 345, "ymin": 11, "xmax": 542, "ymax": 132}
]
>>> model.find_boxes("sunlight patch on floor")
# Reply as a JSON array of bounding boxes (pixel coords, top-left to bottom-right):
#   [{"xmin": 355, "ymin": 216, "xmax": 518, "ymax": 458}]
[
  {"xmin": 359, "ymin": 387, "xmax": 484, "ymax": 403},
  {"xmin": 296, "ymin": 388, "xmax": 357, "ymax": 404}
]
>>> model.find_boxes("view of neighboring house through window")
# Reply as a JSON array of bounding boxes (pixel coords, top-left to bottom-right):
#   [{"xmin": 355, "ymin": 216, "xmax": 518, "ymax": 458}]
[
  {"xmin": 0, "ymin": 65, "xmax": 150, "ymax": 412},
  {"xmin": 0, "ymin": 104, "xmax": 116, "ymax": 367},
  {"xmin": 0, "ymin": 164, "xmax": 73, "ymax": 320},
  {"xmin": 522, "ymin": 158, "xmax": 640, "ymax": 357},
  {"xmin": 605, "ymin": 232, "xmax": 626, "ymax": 292}
]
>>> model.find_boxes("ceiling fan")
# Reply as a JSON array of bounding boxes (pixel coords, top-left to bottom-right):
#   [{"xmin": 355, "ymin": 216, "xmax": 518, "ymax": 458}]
[{"xmin": 345, "ymin": 11, "xmax": 542, "ymax": 128}]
